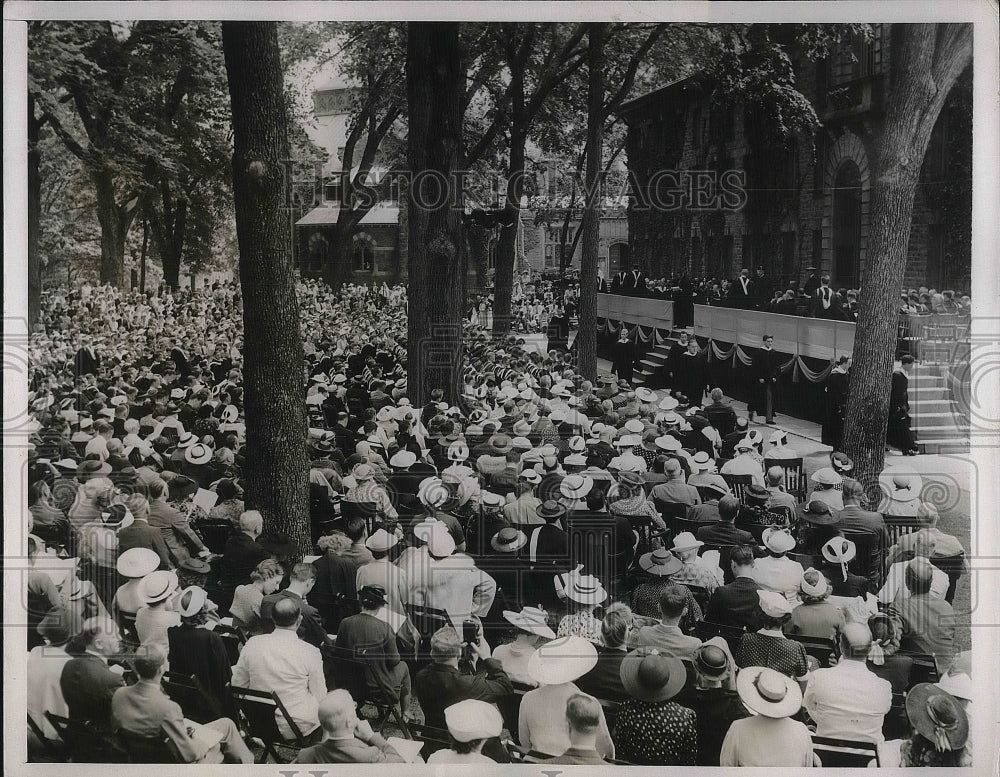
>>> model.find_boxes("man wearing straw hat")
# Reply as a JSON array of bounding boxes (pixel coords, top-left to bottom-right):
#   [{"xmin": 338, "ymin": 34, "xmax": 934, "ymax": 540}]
[{"xmin": 719, "ymin": 667, "xmax": 815, "ymax": 766}]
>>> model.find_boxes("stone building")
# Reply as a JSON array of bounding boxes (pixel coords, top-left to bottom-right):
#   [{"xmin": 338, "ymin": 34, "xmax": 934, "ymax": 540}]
[
  {"xmin": 522, "ymin": 204, "xmax": 630, "ymax": 280},
  {"xmin": 617, "ymin": 25, "xmax": 972, "ymax": 292}
]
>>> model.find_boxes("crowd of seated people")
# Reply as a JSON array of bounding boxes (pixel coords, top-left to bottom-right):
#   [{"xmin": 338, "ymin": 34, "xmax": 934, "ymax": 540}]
[{"xmin": 23, "ymin": 278, "xmax": 970, "ymax": 766}]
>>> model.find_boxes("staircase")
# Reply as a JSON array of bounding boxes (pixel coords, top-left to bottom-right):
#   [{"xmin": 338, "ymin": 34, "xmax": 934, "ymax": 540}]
[
  {"xmin": 633, "ymin": 333, "xmax": 683, "ymax": 387},
  {"xmin": 909, "ymin": 364, "xmax": 970, "ymax": 454}
]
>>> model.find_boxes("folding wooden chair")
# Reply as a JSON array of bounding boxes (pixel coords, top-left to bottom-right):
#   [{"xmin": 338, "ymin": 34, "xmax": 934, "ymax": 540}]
[
  {"xmin": 162, "ymin": 670, "xmax": 222, "ymax": 724},
  {"xmin": 763, "ymin": 457, "xmax": 806, "ymax": 503},
  {"xmin": 722, "ymin": 473, "xmax": 754, "ymax": 503},
  {"xmin": 115, "ymin": 726, "xmax": 186, "ymax": 763},
  {"xmin": 44, "ymin": 712, "xmax": 127, "ymax": 763},
  {"xmin": 196, "ymin": 519, "xmax": 233, "ymax": 555},
  {"xmin": 27, "ymin": 713, "xmax": 66, "ymax": 760},
  {"xmin": 324, "ymin": 643, "xmax": 411, "ymax": 738},
  {"xmin": 693, "ymin": 620, "xmax": 746, "ymax": 652},
  {"xmin": 929, "ymin": 552, "xmax": 965, "ymax": 604},
  {"xmin": 788, "ymin": 634, "xmax": 839, "ymax": 668},
  {"xmin": 811, "ymin": 734, "xmax": 880, "ymax": 767},
  {"xmin": 229, "ymin": 685, "xmax": 308, "ymax": 763}
]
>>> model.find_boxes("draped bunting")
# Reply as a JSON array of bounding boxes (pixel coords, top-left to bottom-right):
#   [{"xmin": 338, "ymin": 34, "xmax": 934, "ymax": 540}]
[{"xmin": 706, "ymin": 339, "xmax": 836, "ymax": 384}]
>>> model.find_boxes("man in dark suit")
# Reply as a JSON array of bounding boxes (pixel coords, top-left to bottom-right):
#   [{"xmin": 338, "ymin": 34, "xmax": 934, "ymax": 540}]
[
  {"xmin": 802, "ymin": 266, "xmax": 821, "ymax": 297},
  {"xmin": 720, "ymin": 416, "xmax": 751, "ymax": 460},
  {"xmin": 808, "ymin": 276, "xmax": 843, "ymax": 319},
  {"xmin": 73, "ymin": 344, "xmax": 100, "ymax": 378},
  {"xmin": 575, "ymin": 604, "xmax": 631, "ymax": 702},
  {"xmin": 728, "ymin": 268, "xmax": 755, "ymax": 309},
  {"xmin": 695, "ymin": 496, "xmax": 754, "ymax": 546},
  {"xmin": 748, "ymin": 334, "xmax": 781, "ymax": 425},
  {"xmin": 261, "ymin": 563, "xmax": 333, "ymax": 649},
  {"xmin": 413, "ymin": 625, "xmax": 514, "ymax": 732},
  {"xmin": 217, "ymin": 510, "xmax": 270, "ymax": 592},
  {"xmin": 836, "ymin": 478, "xmax": 889, "ymax": 588},
  {"xmin": 526, "ymin": 501, "xmax": 570, "ymax": 568},
  {"xmin": 752, "ymin": 266, "xmax": 771, "ymax": 310},
  {"xmin": 59, "ymin": 616, "xmax": 125, "ymax": 730},
  {"xmin": 703, "ymin": 545, "xmax": 763, "ymax": 631},
  {"xmin": 888, "ymin": 356, "xmax": 918, "ymax": 455},
  {"xmin": 116, "ymin": 497, "xmax": 172, "ymax": 570}
]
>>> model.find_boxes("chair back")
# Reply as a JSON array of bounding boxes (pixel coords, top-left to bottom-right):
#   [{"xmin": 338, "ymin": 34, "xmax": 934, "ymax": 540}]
[
  {"xmin": 787, "ymin": 552, "xmax": 824, "ymax": 570},
  {"xmin": 908, "ymin": 652, "xmax": 942, "ymax": 685},
  {"xmin": 882, "ymin": 515, "xmax": 923, "ymax": 548},
  {"xmin": 567, "ymin": 515, "xmax": 622, "ymax": 586},
  {"xmin": 115, "ymin": 727, "xmax": 183, "ymax": 763},
  {"xmin": 408, "ymin": 722, "xmax": 452, "ymax": 759},
  {"xmin": 839, "ymin": 530, "xmax": 883, "ymax": 584},
  {"xmin": 653, "ymin": 500, "xmax": 690, "ymax": 524},
  {"xmin": 216, "ymin": 630, "xmax": 243, "ymax": 665},
  {"xmin": 230, "ymin": 685, "xmax": 305, "ymax": 752},
  {"xmin": 684, "ymin": 583, "xmax": 711, "ymax": 615},
  {"xmin": 341, "ymin": 500, "xmax": 379, "ymax": 534},
  {"xmin": 721, "ymin": 473, "xmax": 754, "ymax": 503},
  {"xmin": 44, "ymin": 712, "xmax": 126, "ymax": 763},
  {"xmin": 162, "ymin": 671, "xmax": 220, "ymax": 723},
  {"xmin": 811, "ymin": 735, "xmax": 880, "ymax": 767},
  {"xmin": 929, "ymin": 552, "xmax": 965, "ymax": 604},
  {"xmin": 672, "ymin": 516, "xmax": 704, "ymax": 538},
  {"xmin": 788, "ymin": 634, "xmax": 839, "ymax": 668},
  {"xmin": 763, "ymin": 458, "xmax": 806, "ymax": 502},
  {"xmin": 405, "ymin": 602, "xmax": 452, "ymax": 657},
  {"xmin": 693, "ymin": 620, "xmax": 746, "ymax": 652},
  {"xmin": 325, "ymin": 644, "xmax": 370, "ymax": 705}
]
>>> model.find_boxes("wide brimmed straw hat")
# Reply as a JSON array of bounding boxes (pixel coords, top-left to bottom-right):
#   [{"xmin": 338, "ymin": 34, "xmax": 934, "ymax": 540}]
[
  {"xmin": 140, "ymin": 570, "xmax": 179, "ymax": 604},
  {"xmin": 905, "ymin": 683, "xmax": 969, "ymax": 752},
  {"xmin": 116, "ymin": 547, "xmax": 160, "ymax": 578},
  {"xmin": 638, "ymin": 547, "xmax": 682, "ymax": 577},
  {"xmin": 502, "ymin": 605, "xmax": 556, "ymax": 639},
  {"xmin": 736, "ymin": 666, "xmax": 803, "ymax": 718},
  {"xmin": 559, "ymin": 474, "xmax": 594, "ymax": 500},
  {"xmin": 563, "ymin": 572, "xmax": 608, "ymax": 605},
  {"xmin": 620, "ymin": 648, "xmax": 687, "ymax": 702},
  {"xmin": 527, "ymin": 635, "xmax": 598, "ymax": 685},
  {"xmin": 491, "ymin": 527, "xmax": 528, "ymax": 553}
]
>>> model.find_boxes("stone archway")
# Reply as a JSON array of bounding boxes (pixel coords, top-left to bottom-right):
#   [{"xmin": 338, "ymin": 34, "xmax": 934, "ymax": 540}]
[{"xmin": 821, "ymin": 130, "xmax": 871, "ymax": 285}]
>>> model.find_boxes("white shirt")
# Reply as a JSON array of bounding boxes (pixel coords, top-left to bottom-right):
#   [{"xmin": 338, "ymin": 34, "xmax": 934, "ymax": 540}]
[
  {"xmin": 720, "ymin": 454, "xmax": 765, "ymax": 486},
  {"xmin": 803, "ymin": 659, "xmax": 892, "ymax": 743},
  {"xmin": 28, "ymin": 644, "xmax": 72, "ymax": 739},
  {"xmin": 421, "ymin": 554, "xmax": 496, "ymax": 621},
  {"xmin": 877, "ymin": 560, "xmax": 949, "ymax": 605},
  {"xmin": 231, "ymin": 628, "xmax": 326, "ymax": 738},
  {"xmin": 752, "ymin": 555, "xmax": 805, "ymax": 601},
  {"xmin": 519, "ymin": 683, "xmax": 614, "ymax": 758},
  {"xmin": 356, "ymin": 559, "xmax": 408, "ymax": 616},
  {"xmin": 720, "ymin": 715, "xmax": 814, "ymax": 767}
]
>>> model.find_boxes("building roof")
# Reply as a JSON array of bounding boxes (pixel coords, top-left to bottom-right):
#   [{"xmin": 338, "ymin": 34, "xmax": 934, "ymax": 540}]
[
  {"xmin": 296, "ymin": 204, "xmax": 400, "ymax": 227},
  {"xmin": 615, "ymin": 72, "xmax": 711, "ymax": 119}
]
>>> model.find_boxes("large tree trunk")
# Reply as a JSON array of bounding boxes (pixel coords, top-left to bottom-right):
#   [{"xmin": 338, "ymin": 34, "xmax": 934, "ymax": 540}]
[
  {"xmin": 159, "ymin": 198, "xmax": 187, "ymax": 289},
  {"xmin": 93, "ymin": 167, "xmax": 129, "ymax": 286},
  {"xmin": 577, "ymin": 23, "xmax": 606, "ymax": 381},
  {"xmin": 492, "ymin": 128, "xmax": 526, "ymax": 338},
  {"xmin": 28, "ymin": 94, "xmax": 43, "ymax": 327},
  {"xmin": 222, "ymin": 21, "xmax": 310, "ymax": 553},
  {"xmin": 139, "ymin": 218, "xmax": 149, "ymax": 292},
  {"xmin": 406, "ymin": 22, "xmax": 466, "ymax": 407},
  {"xmin": 842, "ymin": 23, "xmax": 972, "ymax": 499}
]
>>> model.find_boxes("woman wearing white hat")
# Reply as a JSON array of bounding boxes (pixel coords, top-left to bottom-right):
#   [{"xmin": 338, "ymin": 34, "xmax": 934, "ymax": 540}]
[
  {"xmin": 719, "ymin": 667, "xmax": 815, "ymax": 766},
  {"xmin": 427, "ymin": 699, "xmax": 505, "ymax": 764},
  {"xmin": 493, "ymin": 606, "xmax": 557, "ymax": 686},
  {"xmin": 167, "ymin": 586, "xmax": 229, "ymax": 719},
  {"xmin": 786, "ymin": 568, "xmax": 845, "ymax": 643},
  {"xmin": 519, "ymin": 635, "xmax": 615, "ymax": 758},
  {"xmin": 135, "ymin": 569, "xmax": 181, "ymax": 663},
  {"xmin": 555, "ymin": 570, "xmax": 608, "ymax": 645}
]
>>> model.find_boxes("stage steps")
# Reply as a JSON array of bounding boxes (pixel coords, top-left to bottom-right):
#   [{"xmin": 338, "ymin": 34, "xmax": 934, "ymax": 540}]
[
  {"xmin": 909, "ymin": 364, "xmax": 970, "ymax": 454},
  {"xmin": 633, "ymin": 336, "xmax": 682, "ymax": 387}
]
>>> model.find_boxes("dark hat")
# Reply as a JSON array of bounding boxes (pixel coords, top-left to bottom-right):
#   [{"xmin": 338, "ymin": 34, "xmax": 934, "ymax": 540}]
[
  {"xmin": 693, "ymin": 643, "xmax": 730, "ymax": 678},
  {"xmin": 620, "ymin": 648, "xmax": 686, "ymax": 702},
  {"xmin": 745, "ymin": 483, "xmax": 770, "ymax": 504},
  {"xmin": 178, "ymin": 557, "xmax": 211, "ymax": 574},
  {"xmin": 358, "ymin": 585, "xmax": 388, "ymax": 608},
  {"xmin": 801, "ymin": 499, "xmax": 838, "ymax": 525},
  {"xmin": 536, "ymin": 500, "xmax": 567, "ymax": 521},
  {"xmin": 618, "ymin": 470, "xmax": 645, "ymax": 488},
  {"xmin": 905, "ymin": 683, "xmax": 969, "ymax": 752},
  {"xmin": 77, "ymin": 459, "xmax": 112, "ymax": 479}
]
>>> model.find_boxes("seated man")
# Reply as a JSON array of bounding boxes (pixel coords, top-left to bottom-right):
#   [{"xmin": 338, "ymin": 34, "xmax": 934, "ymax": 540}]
[
  {"xmin": 631, "ymin": 584, "xmax": 702, "ymax": 660},
  {"xmin": 802, "ymin": 622, "xmax": 891, "ymax": 744},
  {"xmin": 59, "ymin": 616, "xmax": 125, "ymax": 731},
  {"xmin": 888, "ymin": 558, "xmax": 957, "ymax": 661},
  {"xmin": 335, "ymin": 585, "xmax": 411, "ymax": 714},
  {"xmin": 704, "ymin": 545, "xmax": 764, "ymax": 632},
  {"xmin": 413, "ymin": 626, "xmax": 514, "ymax": 732},
  {"xmin": 650, "ymin": 459, "xmax": 701, "ymax": 506},
  {"xmin": 544, "ymin": 694, "xmax": 609, "ymax": 765},
  {"xmin": 292, "ymin": 689, "xmax": 405, "ymax": 764},
  {"xmin": 111, "ymin": 644, "xmax": 253, "ymax": 763},
  {"xmin": 696, "ymin": 495, "xmax": 753, "ymax": 546},
  {"xmin": 232, "ymin": 597, "xmax": 327, "ymax": 739},
  {"xmin": 261, "ymin": 562, "xmax": 333, "ymax": 648},
  {"xmin": 217, "ymin": 510, "xmax": 270, "ymax": 593}
]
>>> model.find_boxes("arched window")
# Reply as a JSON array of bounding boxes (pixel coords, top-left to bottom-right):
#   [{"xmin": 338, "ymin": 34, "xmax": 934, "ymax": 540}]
[
  {"xmin": 307, "ymin": 233, "xmax": 329, "ymax": 275},
  {"xmin": 352, "ymin": 232, "xmax": 375, "ymax": 273}
]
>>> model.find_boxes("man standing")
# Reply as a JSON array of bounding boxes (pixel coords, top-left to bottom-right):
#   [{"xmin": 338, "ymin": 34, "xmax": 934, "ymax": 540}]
[
  {"xmin": 802, "ymin": 266, "xmax": 821, "ymax": 298},
  {"xmin": 809, "ymin": 275, "xmax": 842, "ymax": 319},
  {"xmin": 753, "ymin": 266, "xmax": 771, "ymax": 310},
  {"xmin": 889, "ymin": 355, "xmax": 919, "ymax": 455},
  {"xmin": 748, "ymin": 335, "xmax": 780, "ymax": 425},
  {"xmin": 729, "ymin": 268, "xmax": 755, "ymax": 309}
]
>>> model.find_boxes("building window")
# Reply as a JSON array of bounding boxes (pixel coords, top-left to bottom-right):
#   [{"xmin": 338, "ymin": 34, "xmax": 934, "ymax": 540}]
[
  {"xmin": 324, "ymin": 176, "xmax": 343, "ymax": 204},
  {"xmin": 852, "ymin": 33, "xmax": 876, "ymax": 79},
  {"xmin": 352, "ymin": 233, "xmax": 375, "ymax": 273}
]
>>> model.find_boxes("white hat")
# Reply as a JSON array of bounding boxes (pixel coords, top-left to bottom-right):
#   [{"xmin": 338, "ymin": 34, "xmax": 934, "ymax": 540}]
[
  {"xmin": 799, "ymin": 568, "xmax": 831, "ymax": 598},
  {"xmin": 443, "ymin": 699, "xmax": 504, "ymax": 742},
  {"xmin": 389, "ymin": 450, "xmax": 416, "ymax": 469},
  {"xmin": 691, "ymin": 451, "xmax": 715, "ymax": 472},
  {"xmin": 520, "ymin": 469, "xmax": 541, "ymax": 485},
  {"xmin": 736, "ymin": 666, "xmax": 803, "ymax": 718},
  {"xmin": 365, "ymin": 528, "xmax": 399, "ymax": 552},
  {"xmin": 448, "ymin": 441, "xmax": 470, "ymax": 462},
  {"xmin": 811, "ymin": 467, "xmax": 843, "ymax": 486},
  {"xmin": 655, "ymin": 435, "xmax": 682, "ymax": 452},
  {"xmin": 562, "ymin": 571, "xmax": 608, "ymax": 605},
  {"xmin": 176, "ymin": 431, "xmax": 197, "ymax": 448},
  {"xmin": 426, "ymin": 524, "xmax": 456, "ymax": 557},
  {"xmin": 768, "ymin": 429, "xmax": 788, "ymax": 444},
  {"xmin": 635, "ymin": 387, "xmax": 656, "ymax": 403},
  {"xmin": 624, "ymin": 419, "xmax": 645, "ymax": 435},
  {"xmin": 376, "ymin": 406, "xmax": 394, "ymax": 422},
  {"xmin": 734, "ymin": 437, "xmax": 754, "ymax": 451},
  {"xmin": 527, "ymin": 635, "xmax": 598, "ymax": 686},
  {"xmin": 185, "ymin": 443, "xmax": 213, "ymax": 465},
  {"xmin": 568, "ymin": 435, "xmax": 586, "ymax": 452},
  {"xmin": 418, "ymin": 477, "xmax": 449, "ymax": 508},
  {"xmin": 221, "ymin": 404, "xmax": 239, "ymax": 423},
  {"xmin": 658, "ymin": 395, "xmax": 679, "ymax": 411},
  {"xmin": 936, "ymin": 672, "xmax": 973, "ymax": 702},
  {"xmin": 670, "ymin": 532, "xmax": 704, "ymax": 553},
  {"xmin": 177, "ymin": 586, "xmax": 210, "ymax": 618},
  {"xmin": 757, "ymin": 589, "xmax": 794, "ymax": 617},
  {"xmin": 116, "ymin": 547, "xmax": 160, "ymax": 578},
  {"xmin": 480, "ymin": 491, "xmax": 504, "ymax": 508},
  {"xmin": 564, "ymin": 453, "xmax": 586, "ymax": 467},
  {"xmin": 762, "ymin": 527, "xmax": 796, "ymax": 554},
  {"xmin": 502, "ymin": 606, "xmax": 556, "ymax": 639},
  {"xmin": 559, "ymin": 474, "xmax": 594, "ymax": 500},
  {"xmin": 412, "ymin": 517, "xmax": 445, "ymax": 543},
  {"xmin": 140, "ymin": 570, "xmax": 179, "ymax": 604}
]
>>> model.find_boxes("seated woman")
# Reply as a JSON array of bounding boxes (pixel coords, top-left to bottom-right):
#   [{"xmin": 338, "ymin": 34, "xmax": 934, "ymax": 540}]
[
  {"xmin": 426, "ymin": 700, "xmax": 504, "ymax": 764},
  {"xmin": 167, "ymin": 586, "xmax": 231, "ymax": 722},
  {"xmin": 736, "ymin": 590, "xmax": 810, "ymax": 680},
  {"xmin": 784, "ymin": 568, "xmax": 845, "ymax": 644},
  {"xmin": 493, "ymin": 606, "xmax": 556, "ymax": 687},
  {"xmin": 229, "ymin": 558, "xmax": 283, "ymax": 636}
]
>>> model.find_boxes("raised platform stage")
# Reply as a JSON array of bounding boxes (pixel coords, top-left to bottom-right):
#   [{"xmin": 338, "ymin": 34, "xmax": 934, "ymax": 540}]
[{"xmin": 595, "ymin": 293, "xmax": 969, "ymax": 453}]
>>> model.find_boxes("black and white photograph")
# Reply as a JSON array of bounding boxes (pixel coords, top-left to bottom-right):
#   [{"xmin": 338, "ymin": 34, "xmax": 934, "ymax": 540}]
[{"xmin": 3, "ymin": 1, "xmax": 999, "ymax": 772}]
